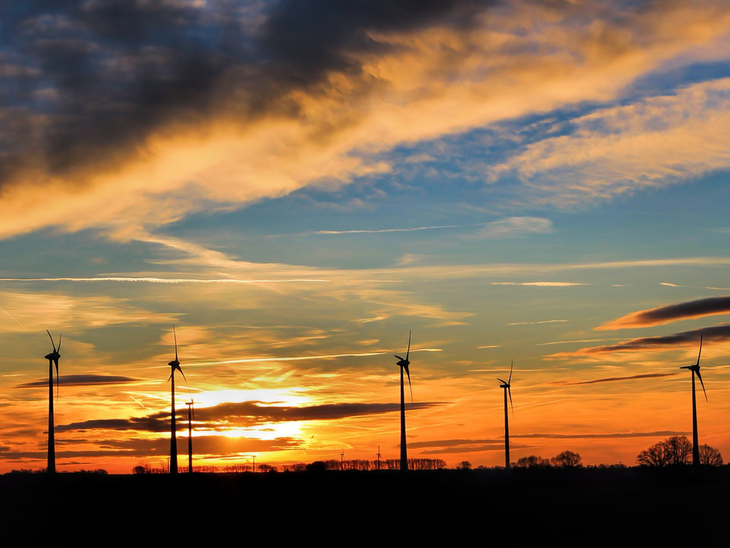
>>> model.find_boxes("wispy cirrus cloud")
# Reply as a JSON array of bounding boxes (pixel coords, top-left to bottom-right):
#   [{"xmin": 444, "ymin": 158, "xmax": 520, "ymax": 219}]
[
  {"xmin": 495, "ymin": 77, "xmax": 730, "ymax": 207},
  {"xmin": 469, "ymin": 217, "xmax": 554, "ymax": 239},
  {"xmin": 16, "ymin": 374, "xmax": 139, "ymax": 388},
  {"xmin": 492, "ymin": 282, "xmax": 586, "ymax": 287},
  {"xmin": 598, "ymin": 295, "xmax": 730, "ymax": 330},
  {"xmin": 550, "ymin": 372, "xmax": 681, "ymax": 386}
]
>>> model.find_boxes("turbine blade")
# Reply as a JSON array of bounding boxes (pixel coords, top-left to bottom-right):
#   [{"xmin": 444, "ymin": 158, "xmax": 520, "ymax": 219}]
[
  {"xmin": 55, "ymin": 361, "xmax": 60, "ymax": 402},
  {"xmin": 497, "ymin": 378, "xmax": 507, "ymax": 385},
  {"xmin": 696, "ymin": 333, "xmax": 703, "ymax": 367},
  {"xmin": 508, "ymin": 386, "xmax": 513, "ymax": 414},
  {"xmin": 178, "ymin": 366, "xmax": 187, "ymax": 383},
  {"xmin": 696, "ymin": 369, "xmax": 708, "ymax": 402},
  {"xmin": 406, "ymin": 330, "xmax": 411, "ymax": 361},
  {"xmin": 47, "ymin": 330, "xmax": 56, "ymax": 351},
  {"xmin": 57, "ymin": 335, "xmax": 62, "ymax": 354},
  {"xmin": 394, "ymin": 355, "xmax": 404, "ymax": 361},
  {"xmin": 405, "ymin": 364, "xmax": 413, "ymax": 402},
  {"xmin": 173, "ymin": 326, "xmax": 178, "ymax": 361},
  {"xmin": 508, "ymin": 360, "xmax": 513, "ymax": 384},
  {"xmin": 167, "ymin": 372, "xmax": 173, "ymax": 383}
]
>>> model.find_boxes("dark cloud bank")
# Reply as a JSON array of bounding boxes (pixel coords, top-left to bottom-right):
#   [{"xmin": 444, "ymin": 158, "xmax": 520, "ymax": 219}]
[{"xmin": 0, "ymin": 0, "xmax": 492, "ymax": 185}]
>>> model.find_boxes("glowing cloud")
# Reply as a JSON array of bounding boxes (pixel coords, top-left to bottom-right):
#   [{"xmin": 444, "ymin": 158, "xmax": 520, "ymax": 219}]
[{"xmin": 598, "ymin": 295, "xmax": 730, "ymax": 330}]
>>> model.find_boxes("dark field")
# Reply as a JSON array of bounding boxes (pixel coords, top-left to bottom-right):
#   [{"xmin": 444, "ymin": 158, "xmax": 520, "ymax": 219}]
[{"xmin": 2, "ymin": 467, "xmax": 727, "ymax": 543}]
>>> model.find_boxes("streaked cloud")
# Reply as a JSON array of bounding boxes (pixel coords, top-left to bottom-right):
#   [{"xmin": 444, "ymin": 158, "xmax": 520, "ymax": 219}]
[
  {"xmin": 58, "ymin": 400, "xmax": 443, "ymax": 432},
  {"xmin": 495, "ymin": 77, "xmax": 730, "ymax": 207},
  {"xmin": 550, "ymin": 372, "xmax": 681, "ymax": 386},
  {"xmin": 548, "ymin": 325, "xmax": 728, "ymax": 358},
  {"xmin": 16, "ymin": 374, "xmax": 139, "ymax": 388},
  {"xmin": 508, "ymin": 319, "xmax": 568, "ymax": 326},
  {"xmin": 470, "ymin": 217, "xmax": 554, "ymax": 239},
  {"xmin": 2, "ymin": 2, "xmax": 730, "ymax": 238},
  {"xmin": 492, "ymin": 282, "xmax": 585, "ymax": 287},
  {"xmin": 599, "ymin": 295, "xmax": 730, "ymax": 330}
]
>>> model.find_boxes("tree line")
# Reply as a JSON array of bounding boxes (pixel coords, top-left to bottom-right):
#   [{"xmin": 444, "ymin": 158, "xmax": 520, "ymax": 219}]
[{"xmin": 125, "ymin": 437, "xmax": 721, "ymax": 474}]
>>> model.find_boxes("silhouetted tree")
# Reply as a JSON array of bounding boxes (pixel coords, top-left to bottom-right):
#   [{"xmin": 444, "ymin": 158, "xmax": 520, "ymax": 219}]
[
  {"xmin": 699, "ymin": 444, "xmax": 724, "ymax": 466},
  {"xmin": 457, "ymin": 461, "xmax": 472, "ymax": 470},
  {"xmin": 409, "ymin": 458, "xmax": 447, "ymax": 470},
  {"xmin": 637, "ymin": 436, "xmax": 693, "ymax": 467},
  {"xmin": 551, "ymin": 450, "xmax": 582, "ymax": 468},
  {"xmin": 306, "ymin": 461, "xmax": 328, "ymax": 473},
  {"xmin": 514, "ymin": 455, "xmax": 550, "ymax": 468},
  {"xmin": 257, "ymin": 464, "xmax": 278, "ymax": 473}
]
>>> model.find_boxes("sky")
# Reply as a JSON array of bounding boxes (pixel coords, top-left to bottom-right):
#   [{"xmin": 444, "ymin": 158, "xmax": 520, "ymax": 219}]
[{"xmin": 1, "ymin": 0, "xmax": 730, "ymax": 473}]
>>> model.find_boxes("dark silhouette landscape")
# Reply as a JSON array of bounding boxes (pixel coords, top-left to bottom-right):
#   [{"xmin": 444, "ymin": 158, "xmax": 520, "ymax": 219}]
[{"xmin": 2, "ymin": 466, "xmax": 728, "ymax": 543}]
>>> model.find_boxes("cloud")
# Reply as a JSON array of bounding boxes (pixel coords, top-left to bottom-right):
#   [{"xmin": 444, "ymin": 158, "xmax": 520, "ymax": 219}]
[
  {"xmin": 598, "ymin": 295, "xmax": 730, "ymax": 330},
  {"xmin": 57, "ymin": 400, "xmax": 443, "ymax": 432},
  {"xmin": 548, "ymin": 324, "xmax": 728, "ymax": 358},
  {"xmin": 507, "ymin": 319, "xmax": 568, "ymax": 326},
  {"xmin": 550, "ymin": 372, "xmax": 681, "ymax": 386},
  {"xmin": 0, "ymin": 436, "xmax": 302, "ymax": 460},
  {"xmin": 2, "ymin": 1, "xmax": 730, "ymax": 238},
  {"xmin": 495, "ymin": 77, "xmax": 730, "ymax": 207},
  {"xmin": 16, "ymin": 374, "xmax": 139, "ymax": 388},
  {"xmin": 493, "ymin": 282, "xmax": 585, "ymax": 287},
  {"xmin": 470, "ymin": 217, "xmax": 554, "ymax": 239}
]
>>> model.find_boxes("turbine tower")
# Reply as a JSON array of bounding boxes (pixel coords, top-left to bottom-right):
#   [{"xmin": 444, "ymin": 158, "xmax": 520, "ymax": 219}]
[
  {"xmin": 186, "ymin": 399, "xmax": 194, "ymax": 474},
  {"xmin": 681, "ymin": 334, "xmax": 707, "ymax": 469},
  {"xmin": 394, "ymin": 330, "xmax": 412, "ymax": 472},
  {"xmin": 44, "ymin": 331, "xmax": 61, "ymax": 474},
  {"xmin": 497, "ymin": 360, "xmax": 514, "ymax": 471},
  {"xmin": 167, "ymin": 326, "xmax": 186, "ymax": 475}
]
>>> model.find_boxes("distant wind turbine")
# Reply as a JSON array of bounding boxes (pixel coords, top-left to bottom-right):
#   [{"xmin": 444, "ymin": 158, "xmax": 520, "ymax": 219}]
[
  {"xmin": 376, "ymin": 445, "xmax": 381, "ymax": 471},
  {"xmin": 681, "ymin": 334, "xmax": 707, "ymax": 469},
  {"xmin": 168, "ymin": 326, "xmax": 187, "ymax": 475},
  {"xmin": 186, "ymin": 399, "xmax": 194, "ymax": 474},
  {"xmin": 44, "ymin": 331, "xmax": 61, "ymax": 474},
  {"xmin": 394, "ymin": 330, "xmax": 413, "ymax": 472},
  {"xmin": 497, "ymin": 360, "xmax": 514, "ymax": 471}
]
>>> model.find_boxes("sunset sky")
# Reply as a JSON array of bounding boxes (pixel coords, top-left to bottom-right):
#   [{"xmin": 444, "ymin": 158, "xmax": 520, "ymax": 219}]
[{"xmin": 2, "ymin": 0, "xmax": 730, "ymax": 473}]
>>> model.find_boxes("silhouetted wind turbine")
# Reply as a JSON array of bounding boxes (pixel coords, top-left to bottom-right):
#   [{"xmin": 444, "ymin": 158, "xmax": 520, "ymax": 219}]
[
  {"xmin": 185, "ymin": 399, "xmax": 194, "ymax": 474},
  {"xmin": 168, "ymin": 326, "xmax": 187, "ymax": 475},
  {"xmin": 44, "ymin": 331, "xmax": 61, "ymax": 474},
  {"xmin": 376, "ymin": 445, "xmax": 381, "ymax": 471},
  {"xmin": 394, "ymin": 330, "xmax": 412, "ymax": 472},
  {"xmin": 681, "ymin": 334, "xmax": 707, "ymax": 469},
  {"xmin": 497, "ymin": 360, "xmax": 514, "ymax": 471}
]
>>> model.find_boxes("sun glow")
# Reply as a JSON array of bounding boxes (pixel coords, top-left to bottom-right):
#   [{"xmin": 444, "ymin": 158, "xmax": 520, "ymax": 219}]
[{"xmin": 193, "ymin": 388, "xmax": 313, "ymax": 408}]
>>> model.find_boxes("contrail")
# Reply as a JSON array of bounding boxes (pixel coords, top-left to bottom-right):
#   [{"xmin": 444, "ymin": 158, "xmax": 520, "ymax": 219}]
[
  {"xmin": 0, "ymin": 277, "xmax": 329, "ymax": 284},
  {"xmin": 300, "ymin": 221, "xmax": 490, "ymax": 235},
  {"xmin": 0, "ymin": 307, "xmax": 28, "ymax": 330}
]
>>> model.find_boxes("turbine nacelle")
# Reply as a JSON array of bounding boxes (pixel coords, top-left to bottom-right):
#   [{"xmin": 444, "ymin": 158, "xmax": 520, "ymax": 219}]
[
  {"xmin": 498, "ymin": 360, "xmax": 514, "ymax": 412},
  {"xmin": 395, "ymin": 330, "xmax": 413, "ymax": 401}
]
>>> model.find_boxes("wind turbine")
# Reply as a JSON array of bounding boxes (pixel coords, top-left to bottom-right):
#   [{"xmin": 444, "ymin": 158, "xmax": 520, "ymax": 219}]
[
  {"xmin": 681, "ymin": 334, "xmax": 707, "ymax": 469},
  {"xmin": 394, "ymin": 330, "xmax": 412, "ymax": 472},
  {"xmin": 376, "ymin": 445, "xmax": 381, "ymax": 471},
  {"xmin": 44, "ymin": 331, "xmax": 61, "ymax": 474},
  {"xmin": 185, "ymin": 399, "xmax": 194, "ymax": 474},
  {"xmin": 497, "ymin": 360, "xmax": 514, "ymax": 471},
  {"xmin": 168, "ymin": 326, "xmax": 186, "ymax": 475}
]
